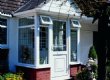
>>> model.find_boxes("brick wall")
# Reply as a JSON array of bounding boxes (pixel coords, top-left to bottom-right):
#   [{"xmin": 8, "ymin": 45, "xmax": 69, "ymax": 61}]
[
  {"xmin": 16, "ymin": 66, "xmax": 50, "ymax": 80},
  {"xmin": 70, "ymin": 64, "xmax": 85, "ymax": 80}
]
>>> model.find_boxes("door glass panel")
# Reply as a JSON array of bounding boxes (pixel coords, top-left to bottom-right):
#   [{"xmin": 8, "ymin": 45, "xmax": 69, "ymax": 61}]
[
  {"xmin": 40, "ymin": 27, "xmax": 48, "ymax": 64},
  {"xmin": 71, "ymin": 30, "xmax": 77, "ymax": 61},
  {"xmin": 53, "ymin": 21, "xmax": 66, "ymax": 51}
]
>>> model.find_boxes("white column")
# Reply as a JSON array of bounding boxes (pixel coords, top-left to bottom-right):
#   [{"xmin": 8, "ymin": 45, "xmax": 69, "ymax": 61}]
[
  {"xmin": 77, "ymin": 28, "xmax": 81, "ymax": 63},
  {"xmin": 34, "ymin": 14, "xmax": 40, "ymax": 67}
]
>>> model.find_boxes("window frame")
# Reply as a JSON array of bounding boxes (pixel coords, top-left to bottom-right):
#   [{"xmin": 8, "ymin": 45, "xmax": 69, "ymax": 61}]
[
  {"xmin": 17, "ymin": 16, "xmax": 35, "ymax": 67},
  {"xmin": 0, "ymin": 17, "xmax": 8, "ymax": 48},
  {"xmin": 70, "ymin": 27, "xmax": 80, "ymax": 65},
  {"xmin": 40, "ymin": 15, "xmax": 53, "ymax": 25}
]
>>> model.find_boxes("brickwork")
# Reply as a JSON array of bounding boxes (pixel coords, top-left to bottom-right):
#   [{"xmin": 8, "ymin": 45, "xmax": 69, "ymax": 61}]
[
  {"xmin": 16, "ymin": 66, "xmax": 50, "ymax": 80},
  {"xmin": 70, "ymin": 64, "xmax": 85, "ymax": 80}
]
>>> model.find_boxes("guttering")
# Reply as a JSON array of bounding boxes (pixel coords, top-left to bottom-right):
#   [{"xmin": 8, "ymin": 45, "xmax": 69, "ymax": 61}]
[{"xmin": 0, "ymin": 12, "xmax": 12, "ymax": 17}]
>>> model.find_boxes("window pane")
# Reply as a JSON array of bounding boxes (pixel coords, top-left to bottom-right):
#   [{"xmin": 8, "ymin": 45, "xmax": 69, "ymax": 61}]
[
  {"xmin": 40, "ymin": 27, "xmax": 49, "ymax": 64},
  {"xmin": 40, "ymin": 16, "xmax": 53, "ymax": 25},
  {"xmin": 18, "ymin": 27, "xmax": 34, "ymax": 64},
  {"xmin": 0, "ymin": 18, "xmax": 7, "ymax": 44},
  {"xmin": 53, "ymin": 21, "xmax": 66, "ymax": 51},
  {"xmin": 19, "ymin": 17, "xmax": 34, "ymax": 26},
  {"xmin": 71, "ymin": 30, "xmax": 77, "ymax": 61}
]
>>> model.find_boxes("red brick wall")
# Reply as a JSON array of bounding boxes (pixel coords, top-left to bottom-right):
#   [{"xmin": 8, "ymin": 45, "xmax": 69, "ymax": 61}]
[
  {"xmin": 36, "ymin": 68, "xmax": 50, "ymax": 80},
  {"xmin": 70, "ymin": 64, "xmax": 85, "ymax": 79},
  {"xmin": 16, "ymin": 66, "xmax": 50, "ymax": 80}
]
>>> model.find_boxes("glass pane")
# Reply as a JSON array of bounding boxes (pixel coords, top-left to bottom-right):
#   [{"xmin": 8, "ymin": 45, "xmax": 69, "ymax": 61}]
[
  {"xmin": 53, "ymin": 21, "xmax": 66, "ymax": 51},
  {"xmin": 19, "ymin": 17, "xmax": 34, "ymax": 26},
  {"xmin": 71, "ymin": 30, "xmax": 77, "ymax": 61},
  {"xmin": 40, "ymin": 27, "xmax": 48, "ymax": 64},
  {"xmin": 0, "ymin": 18, "xmax": 7, "ymax": 44},
  {"xmin": 73, "ymin": 20, "xmax": 79, "ymax": 25},
  {"xmin": 42, "ymin": 16, "xmax": 50, "ymax": 22},
  {"xmin": 18, "ymin": 27, "xmax": 34, "ymax": 64}
]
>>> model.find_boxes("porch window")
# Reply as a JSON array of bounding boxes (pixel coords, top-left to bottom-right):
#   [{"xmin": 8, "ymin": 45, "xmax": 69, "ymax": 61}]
[
  {"xmin": 71, "ymin": 30, "xmax": 77, "ymax": 61},
  {"xmin": 40, "ymin": 27, "xmax": 49, "ymax": 64},
  {"xmin": 53, "ymin": 21, "xmax": 66, "ymax": 51},
  {"xmin": 18, "ymin": 27, "xmax": 34, "ymax": 64},
  {"xmin": 0, "ymin": 18, "xmax": 7, "ymax": 44}
]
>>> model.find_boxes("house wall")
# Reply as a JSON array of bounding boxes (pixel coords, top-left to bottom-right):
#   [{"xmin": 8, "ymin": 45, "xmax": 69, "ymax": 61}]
[
  {"xmin": 8, "ymin": 18, "xmax": 18, "ymax": 71},
  {"xmin": 79, "ymin": 17, "xmax": 98, "ymax": 65}
]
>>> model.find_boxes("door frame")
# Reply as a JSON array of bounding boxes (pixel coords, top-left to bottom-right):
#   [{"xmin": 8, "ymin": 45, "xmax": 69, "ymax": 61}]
[{"xmin": 49, "ymin": 19, "xmax": 70, "ymax": 80}]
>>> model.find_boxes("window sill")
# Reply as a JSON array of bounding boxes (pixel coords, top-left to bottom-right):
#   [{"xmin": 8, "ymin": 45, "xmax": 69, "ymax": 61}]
[
  {"xmin": 0, "ymin": 44, "xmax": 8, "ymax": 49},
  {"xmin": 17, "ymin": 63, "xmax": 50, "ymax": 69},
  {"xmin": 69, "ymin": 62, "xmax": 81, "ymax": 65},
  {"xmin": 37, "ymin": 64, "xmax": 50, "ymax": 69}
]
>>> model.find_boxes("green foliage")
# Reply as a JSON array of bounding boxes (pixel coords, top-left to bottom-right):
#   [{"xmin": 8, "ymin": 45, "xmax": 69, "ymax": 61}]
[
  {"xmin": 0, "ymin": 75, "xmax": 4, "ymax": 80},
  {"xmin": 106, "ymin": 60, "xmax": 110, "ymax": 80},
  {"xmin": 76, "ymin": 68, "xmax": 91, "ymax": 80},
  {"xmin": 0, "ymin": 72, "xmax": 24, "ymax": 80},
  {"xmin": 89, "ymin": 46, "xmax": 97, "ymax": 60}
]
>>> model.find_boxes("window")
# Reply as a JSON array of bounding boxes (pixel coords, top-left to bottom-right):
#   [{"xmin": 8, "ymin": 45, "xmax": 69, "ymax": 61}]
[
  {"xmin": 53, "ymin": 21, "xmax": 66, "ymax": 51},
  {"xmin": 19, "ymin": 17, "xmax": 34, "ymax": 26},
  {"xmin": 71, "ymin": 30, "xmax": 77, "ymax": 61},
  {"xmin": 0, "ymin": 18, "xmax": 7, "ymax": 44},
  {"xmin": 18, "ymin": 27, "xmax": 34, "ymax": 64},
  {"xmin": 40, "ymin": 15, "xmax": 53, "ymax": 25},
  {"xmin": 40, "ymin": 27, "xmax": 49, "ymax": 64},
  {"xmin": 71, "ymin": 20, "xmax": 81, "ymax": 28},
  {"xmin": 18, "ymin": 16, "xmax": 34, "ymax": 64}
]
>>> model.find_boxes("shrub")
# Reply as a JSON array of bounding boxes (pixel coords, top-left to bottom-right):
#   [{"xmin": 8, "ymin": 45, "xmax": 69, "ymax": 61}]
[
  {"xmin": 2, "ymin": 72, "xmax": 23, "ymax": 80},
  {"xmin": 89, "ymin": 46, "xmax": 97, "ymax": 60},
  {"xmin": 0, "ymin": 75, "xmax": 4, "ymax": 80},
  {"xmin": 76, "ymin": 68, "xmax": 91, "ymax": 80}
]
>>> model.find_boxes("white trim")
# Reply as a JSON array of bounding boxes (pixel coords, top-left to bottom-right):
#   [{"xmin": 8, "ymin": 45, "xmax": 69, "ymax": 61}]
[
  {"xmin": 18, "ymin": 24, "xmax": 34, "ymax": 28},
  {"xmin": 40, "ymin": 15, "xmax": 53, "ymax": 25},
  {"xmin": 0, "ymin": 24, "xmax": 6, "ymax": 28},
  {"xmin": 34, "ymin": 14, "xmax": 40, "ymax": 67},
  {"xmin": 0, "ymin": 12, "xmax": 12, "ymax": 17}
]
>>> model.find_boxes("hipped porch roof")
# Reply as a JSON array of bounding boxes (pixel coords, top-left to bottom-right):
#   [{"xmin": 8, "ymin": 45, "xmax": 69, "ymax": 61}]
[{"xmin": 0, "ymin": 0, "xmax": 46, "ymax": 16}]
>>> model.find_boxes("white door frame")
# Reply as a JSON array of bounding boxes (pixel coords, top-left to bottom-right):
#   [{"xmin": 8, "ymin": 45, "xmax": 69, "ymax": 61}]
[{"xmin": 50, "ymin": 20, "xmax": 70, "ymax": 80}]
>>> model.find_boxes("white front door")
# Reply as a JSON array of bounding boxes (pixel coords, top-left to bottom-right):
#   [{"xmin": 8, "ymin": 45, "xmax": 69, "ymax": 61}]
[{"xmin": 51, "ymin": 21, "xmax": 69, "ymax": 80}]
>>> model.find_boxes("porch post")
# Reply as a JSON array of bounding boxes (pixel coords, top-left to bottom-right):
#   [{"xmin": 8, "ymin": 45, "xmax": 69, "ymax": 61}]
[{"xmin": 34, "ymin": 14, "xmax": 40, "ymax": 67}]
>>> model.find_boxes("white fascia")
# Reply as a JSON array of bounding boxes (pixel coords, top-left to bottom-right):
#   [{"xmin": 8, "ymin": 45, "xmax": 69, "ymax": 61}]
[{"xmin": 14, "ymin": 7, "xmax": 80, "ymax": 19}]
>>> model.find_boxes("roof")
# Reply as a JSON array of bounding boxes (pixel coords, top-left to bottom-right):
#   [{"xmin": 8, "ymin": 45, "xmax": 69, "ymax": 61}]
[
  {"xmin": 15, "ymin": 0, "xmax": 49, "ymax": 13},
  {"xmin": 0, "ymin": 0, "xmax": 28, "ymax": 15},
  {"xmin": 0, "ymin": 0, "xmax": 47, "ymax": 15}
]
